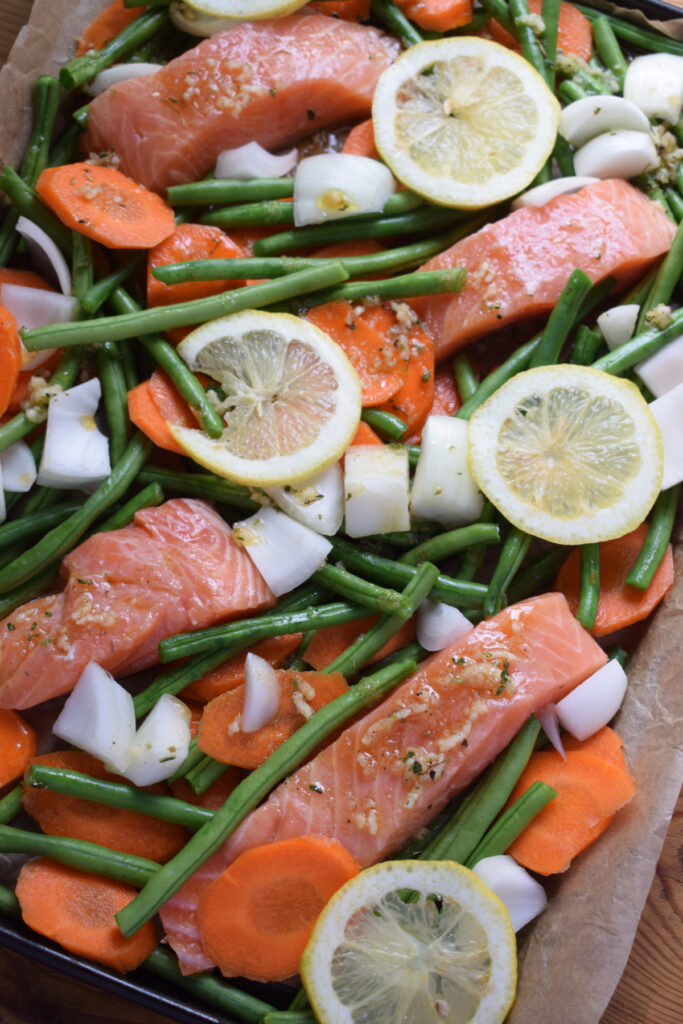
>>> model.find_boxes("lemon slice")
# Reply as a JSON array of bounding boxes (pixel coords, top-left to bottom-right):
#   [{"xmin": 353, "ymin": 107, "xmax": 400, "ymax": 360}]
[
  {"xmin": 171, "ymin": 309, "xmax": 362, "ymax": 486},
  {"xmin": 301, "ymin": 860, "xmax": 517, "ymax": 1024},
  {"xmin": 372, "ymin": 37, "xmax": 560, "ymax": 209},
  {"xmin": 183, "ymin": 0, "xmax": 307, "ymax": 18},
  {"xmin": 467, "ymin": 365, "xmax": 664, "ymax": 545}
]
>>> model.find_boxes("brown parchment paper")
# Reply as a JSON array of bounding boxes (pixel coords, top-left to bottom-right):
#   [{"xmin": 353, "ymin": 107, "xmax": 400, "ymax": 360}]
[{"xmin": 0, "ymin": 3, "xmax": 681, "ymax": 1022}]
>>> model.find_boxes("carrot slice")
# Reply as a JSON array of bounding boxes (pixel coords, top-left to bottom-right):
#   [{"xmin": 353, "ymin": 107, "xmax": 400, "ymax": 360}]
[
  {"xmin": 306, "ymin": 300, "xmax": 405, "ymax": 406},
  {"xmin": 147, "ymin": 223, "xmax": 247, "ymax": 307},
  {"xmin": 198, "ymin": 834, "xmax": 361, "ymax": 982},
  {"xmin": 16, "ymin": 858, "xmax": 157, "ymax": 972},
  {"xmin": 505, "ymin": 728, "xmax": 637, "ymax": 875},
  {"xmin": 75, "ymin": 0, "xmax": 140, "ymax": 57},
  {"xmin": 562, "ymin": 724, "xmax": 629, "ymax": 769},
  {"xmin": 348, "ymin": 421, "xmax": 383, "ymax": 448},
  {"xmin": 0, "ymin": 709, "xmax": 37, "ymax": 791},
  {"xmin": 406, "ymin": 362, "xmax": 462, "ymax": 443},
  {"xmin": 0, "ymin": 304, "xmax": 22, "ymax": 419},
  {"xmin": 341, "ymin": 118, "xmax": 380, "ymax": 160},
  {"xmin": 489, "ymin": 0, "xmax": 593, "ymax": 61},
  {"xmin": 35, "ymin": 163, "xmax": 176, "ymax": 250},
  {"xmin": 127, "ymin": 368, "xmax": 200, "ymax": 454},
  {"xmin": 376, "ymin": 312, "xmax": 435, "ymax": 437},
  {"xmin": 22, "ymin": 751, "xmax": 188, "ymax": 863},
  {"xmin": 181, "ymin": 633, "xmax": 303, "ymax": 703},
  {"xmin": 555, "ymin": 524, "xmax": 675, "ymax": 636},
  {"xmin": 197, "ymin": 669, "xmax": 349, "ymax": 769},
  {"xmin": 170, "ymin": 768, "xmax": 246, "ymax": 811},
  {"xmin": 0, "ymin": 268, "xmax": 54, "ymax": 292},
  {"xmin": 396, "ymin": 0, "xmax": 473, "ymax": 32},
  {"xmin": 308, "ymin": 0, "xmax": 371, "ymax": 20},
  {"xmin": 305, "ymin": 615, "xmax": 416, "ymax": 671}
]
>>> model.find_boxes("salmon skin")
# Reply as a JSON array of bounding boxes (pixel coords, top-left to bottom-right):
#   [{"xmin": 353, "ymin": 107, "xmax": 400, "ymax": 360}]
[
  {"xmin": 159, "ymin": 592, "xmax": 606, "ymax": 974},
  {"xmin": 412, "ymin": 178, "xmax": 676, "ymax": 359},
  {"xmin": 83, "ymin": 14, "xmax": 400, "ymax": 194},
  {"xmin": 0, "ymin": 499, "xmax": 274, "ymax": 710}
]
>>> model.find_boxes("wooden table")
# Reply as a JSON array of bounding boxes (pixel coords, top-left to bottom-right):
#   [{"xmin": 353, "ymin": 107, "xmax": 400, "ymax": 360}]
[{"xmin": 0, "ymin": 1, "xmax": 682, "ymax": 1021}]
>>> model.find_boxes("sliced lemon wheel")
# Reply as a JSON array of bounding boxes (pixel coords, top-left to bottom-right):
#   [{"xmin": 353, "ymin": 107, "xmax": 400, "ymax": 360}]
[
  {"xmin": 171, "ymin": 309, "xmax": 361, "ymax": 486},
  {"xmin": 301, "ymin": 860, "xmax": 517, "ymax": 1024},
  {"xmin": 372, "ymin": 37, "xmax": 560, "ymax": 209},
  {"xmin": 183, "ymin": 0, "xmax": 307, "ymax": 18},
  {"xmin": 467, "ymin": 365, "xmax": 664, "ymax": 545}
]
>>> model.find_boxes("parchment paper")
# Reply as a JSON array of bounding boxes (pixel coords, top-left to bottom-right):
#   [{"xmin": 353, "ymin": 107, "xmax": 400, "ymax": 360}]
[{"xmin": 0, "ymin": 3, "xmax": 681, "ymax": 1022}]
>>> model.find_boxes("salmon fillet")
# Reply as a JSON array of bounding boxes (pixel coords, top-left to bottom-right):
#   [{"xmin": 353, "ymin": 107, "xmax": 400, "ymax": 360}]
[
  {"xmin": 0, "ymin": 499, "xmax": 274, "ymax": 710},
  {"xmin": 83, "ymin": 14, "xmax": 400, "ymax": 193},
  {"xmin": 160, "ymin": 592, "xmax": 606, "ymax": 974},
  {"xmin": 411, "ymin": 178, "xmax": 676, "ymax": 359}
]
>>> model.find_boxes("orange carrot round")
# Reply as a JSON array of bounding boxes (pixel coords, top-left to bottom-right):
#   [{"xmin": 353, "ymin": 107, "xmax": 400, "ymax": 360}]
[
  {"xmin": 21, "ymin": 751, "xmax": 188, "ymax": 863},
  {"xmin": 35, "ymin": 163, "xmax": 176, "ymax": 250},
  {"xmin": 198, "ymin": 835, "xmax": 361, "ymax": 982},
  {"xmin": 376, "ymin": 313, "xmax": 435, "ymax": 437},
  {"xmin": 406, "ymin": 362, "xmax": 462, "ymax": 443},
  {"xmin": 555, "ymin": 524, "xmax": 675, "ymax": 637},
  {"xmin": 304, "ymin": 615, "xmax": 416, "ymax": 671},
  {"xmin": 489, "ymin": 0, "xmax": 593, "ymax": 61},
  {"xmin": 127, "ymin": 369, "xmax": 200, "ymax": 455},
  {"xmin": 308, "ymin": 0, "xmax": 371, "ymax": 21},
  {"xmin": 16, "ymin": 858, "xmax": 157, "ymax": 972},
  {"xmin": 341, "ymin": 119, "xmax": 380, "ymax": 160},
  {"xmin": 147, "ymin": 223, "xmax": 247, "ymax": 307},
  {"xmin": 0, "ymin": 709, "xmax": 37, "ymax": 790},
  {"xmin": 0, "ymin": 304, "xmax": 22, "ymax": 420},
  {"xmin": 181, "ymin": 634, "xmax": 303, "ymax": 703},
  {"xmin": 75, "ymin": 0, "xmax": 140, "ymax": 57},
  {"xmin": 0, "ymin": 267, "xmax": 54, "ymax": 292},
  {"xmin": 396, "ymin": 0, "xmax": 473, "ymax": 32}
]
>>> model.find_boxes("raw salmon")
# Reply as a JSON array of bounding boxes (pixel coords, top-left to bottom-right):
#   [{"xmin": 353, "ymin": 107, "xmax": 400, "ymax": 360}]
[
  {"xmin": 412, "ymin": 178, "xmax": 676, "ymax": 359},
  {"xmin": 0, "ymin": 499, "xmax": 274, "ymax": 710},
  {"xmin": 159, "ymin": 591, "xmax": 606, "ymax": 974},
  {"xmin": 83, "ymin": 14, "xmax": 400, "ymax": 193}
]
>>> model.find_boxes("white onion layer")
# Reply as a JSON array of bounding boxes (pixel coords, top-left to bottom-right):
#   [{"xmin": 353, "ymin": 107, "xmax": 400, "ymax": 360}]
[
  {"xmin": 265, "ymin": 462, "xmax": 344, "ymax": 536},
  {"xmin": 573, "ymin": 130, "xmax": 658, "ymax": 180},
  {"xmin": 16, "ymin": 216, "xmax": 71, "ymax": 295},
  {"xmin": 84, "ymin": 62, "xmax": 163, "ymax": 97},
  {"xmin": 53, "ymin": 662, "xmax": 136, "ymax": 774},
  {"xmin": 233, "ymin": 506, "xmax": 332, "ymax": 596},
  {"xmin": 0, "ymin": 283, "xmax": 77, "ymax": 370},
  {"xmin": 411, "ymin": 416, "xmax": 483, "ymax": 526},
  {"xmin": 649, "ymin": 382, "xmax": 683, "ymax": 489},
  {"xmin": 122, "ymin": 695, "xmax": 192, "ymax": 786},
  {"xmin": 624, "ymin": 53, "xmax": 683, "ymax": 123},
  {"xmin": 344, "ymin": 444, "xmax": 410, "ymax": 538},
  {"xmin": 512, "ymin": 176, "xmax": 598, "ymax": 209},
  {"xmin": 637, "ymin": 335, "xmax": 683, "ymax": 398},
  {"xmin": 293, "ymin": 153, "xmax": 395, "ymax": 227},
  {"xmin": 417, "ymin": 600, "xmax": 472, "ymax": 651},
  {"xmin": 559, "ymin": 95, "xmax": 650, "ymax": 148},
  {"xmin": 37, "ymin": 378, "xmax": 111, "ymax": 490},
  {"xmin": 0, "ymin": 440, "xmax": 36, "ymax": 493},
  {"xmin": 534, "ymin": 704, "xmax": 565, "ymax": 759},
  {"xmin": 555, "ymin": 659, "xmax": 628, "ymax": 741},
  {"xmin": 216, "ymin": 141, "xmax": 297, "ymax": 180},
  {"xmin": 596, "ymin": 304, "xmax": 640, "ymax": 351},
  {"xmin": 473, "ymin": 855, "xmax": 548, "ymax": 932},
  {"xmin": 241, "ymin": 653, "xmax": 281, "ymax": 732}
]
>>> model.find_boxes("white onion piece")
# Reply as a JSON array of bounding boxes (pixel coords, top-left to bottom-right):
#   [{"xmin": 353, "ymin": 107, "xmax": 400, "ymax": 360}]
[
  {"xmin": 169, "ymin": 1, "xmax": 242, "ymax": 35},
  {"xmin": 294, "ymin": 154, "xmax": 395, "ymax": 227},
  {"xmin": 596, "ymin": 304, "xmax": 640, "ymax": 351},
  {"xmin": 84, "ymin": 62, "xmax": 163, "ymax": 97},
  {"xmin": 53, "ymin": 662, "xmax": 136, "ymax": 774},
  {"xmin": 412, "ymin": 416, "xmax": 483, "ymax": 526},
  {"xmin": 344, "ymin": 444, "xmax": 410, "ymax": 538},
  {"xmin": 473, "ymin": 855, "xmax": 547, "ymax": 932},
  {"xmin": 512, "ymin": 176, "xmax": 598, "ymax": 209},
  {"xmin": 37, "ymin": 378, "xmax": 111, "ymax": 490},
  {"xmin": 649, "ymin": 382, "xmax": 683, "ymax": 488},
  {"xmin": 559, "ymin": 95, "xmax": 650, "ymax": 148},
  {"xmin": 417, "ymin": 600, "xmax": 471, "ymax": 651},
  {"xmin": 555, "ymin": 659, "xmax": 628, "ymax": 741},
  {"xmin": 0, "ymin": 283, "xmax": 77, "ymax": 370},
  {"xmin": 233, "ymin": 507, "xmax": 331, "ymax": 596},
  {"xmin": 535, "ymin": 704, "xmax": 565, "ymax": 759},
  {"xmin": 624, "ymin": 53, "xmax": 683, "ymax": 123},
  {"xmin": 265, "ymin": 462, "xmax": 344, "ymax": 536},
  {"xmin": 216, "ymin": 141, "xmax": 297, "ymax": 180},
  {"xmin": 0, "ymin": 440, "xmax": 36, "ymax": 493},
  {"xmin": 637, "ymin": 335, "xmax": 683, "ymax": 398},
  {"xmin": 122, "ymin": 695, "xmax": 192, "ymax": 786},
  {"xmin": 241, "ymin": 653, "xmax": 281, "ymax": 732},
  {"xmin": 16, "ymin": 216, "xmax": 71, "ymax": 295},
  {"xmin": 573, "ymin": 130, "xmax": 658, "ymax": 180}
]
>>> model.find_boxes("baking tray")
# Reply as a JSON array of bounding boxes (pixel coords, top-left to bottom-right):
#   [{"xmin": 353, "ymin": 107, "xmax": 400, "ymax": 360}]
[{"xmin": 0, "ymin": 0, "xmax": 681, "ymax": 1021}]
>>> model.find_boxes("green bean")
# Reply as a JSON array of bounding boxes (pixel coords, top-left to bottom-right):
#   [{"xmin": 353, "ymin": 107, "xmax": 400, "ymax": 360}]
[
  {"xmin": 137, "ymin": 466, "xmax": 258, "ymax": 511},
  {"xmin": 456, "ymin": 336, "xmax": 540, "ymax": 420},
  {"xmin": 252, "ymin": 208, "xmax": 468, "ymax": 258},
  {"xmin": 570, "ymin": 324, "xmax": 603, "ymax": 365},
  {"xmin": 557, "ymin": 79, "xmax": 588, "ymax": 104},
  {"xmin": 0, "ymin": 884, "xmax": 20, "ymax": 917},
  {"xmin": 0, "ymin": 563, "xmax": 59, "ymax": 619},
  {"xmin": 646, "ymin": 178, "xmax": 675, "ymax": 223},
  {"xmin": 95, "ymin": 483, "xmax": 165, "ymax": 533},
  {"xmin": 591, "ymin": 16, "xmax": 627, "ymax": 86},
  {"xmin": 0, "ymin": 166, "xmax": 72, "ymax": 254},
  {"xmin": 47, "ymin": 122, "xmax": 83, "ymax": 168},
  {"xmin": 625, "ymin": 484, "xmax": 680, "ymax": 591},
  {"xmin": 456, "ymin": 502, "xmax": 496, "ymax": 584},
  {"xmin": 400, "ymin": 523, "xmax": 500, "ymax": 567},
  {"xmin": 0, "ymin": 787, "xmax": 22, "ymax": 826},
  {"xmin": 453, "ymin": 353, "xmax": 478, "ymax": 402},
  {"xmin": 608, "ymin": 644, "xmax": 628, "ymax": 669},
  {"xmin": 201, "ymin": 199, "xmax": 302, "ymax": 230},
  {"xmin": 72, "ymin": 102, "xmax": 90, "ymax": 128},
  {"xmin": 116, "ymin": 655, "xmax": 418, "ymax": 936},
  {"xmin": 60, "ymin": 8, "xmax": 168, "ymax": 89},
  {"xmin": 185, "ymin": 756, "xmax": 229, "ymax": 796},
  {"xmin": 324, "ymin": 562, "xmax": 439, "ymax": 678},
  {"xmin": 575, "ymin": 5, "xmax": 683, "ymax": 57},
  {"xmin": 96, "ymin": 343, "xmax": 131, "ymax": 466},
  {"xmin": 422, "ymin": 718, "xmax": 542, "ymax": 863},
  {"xmin": 330, "ymin": 537, "xmax": 488, "ymax": 608},
  {"xmin": 466, "ymin": 780, "xmax": 557, "ymax": 867},
  {"xmin": 552, "ymin": 133, "xmax": 576, "ymax": 177},
  {"xmin": 262, "ymin": 1014, "xmax": 316, "ymax": 1024},
  {"xmin": 0, "ymin": 502, "xmax": 82, "ymax": 550},
  {"xmin": 635, "ymin": 221, "xmax": 683, "ymax": 334},
  {"xmin": 360, "ymin": 409, "xmax": 407, "ymax": 441},
  {"xmin": 576, "ymin": 542, "xmax": 600, "ymax": 630},
  {"xmin": 314, "ymin": 563, "xmax": 409, "ymax": 616},
  {"xmin": 529, "ymin": 268, "xmax": 594, "ymax": 368},
  {"xmin": 146, "ymin": 947, "xmax": 275, "ymax": 1024},
  {"xmin": 72, "ymin": 231, "xmax": 94, "ymax": 301},
  {"xmin": 22, "ymin": 262, "xmax": 350, "ymax": 351},
  {"xmin": 484, "ymin": 526, "xmax": 532, "ymax": 617},
  {"xmin": 370, "ymin": 0, "xmax": 424, "ymax": 46},
  {"xmin": 297, "ymin": 267, "xmax": 467, "ymax": 309},
  {"xmin": 507, "ymin": 548, "xmax": 560, "ymax": 603},
  {"xmin": 26, "ymin": 765, "xmax": 212, "ymax": 829},
  {"xmin": 0, "ymin": 434, "xmax": 150, "ymax": 594},
  {"xmin": 168, "ymin": 178, "xmax": 295, "ymax": 206},
  {"xmin": 592, "ymin": 308, "xmax": 683, "ymax": 375},
  {"xmin": 478, "ymin": 0, "xmax": 514, "ymax": 35},
  {"xmin": 365, "ymin": 524, "xmax": 444, "ymax": 549},
  {"xmin": 541, "ymin": 0, "xmax": 561, "ymax": 89},
  {"xmin": 0, "ymin": 824, "xmax": 158, "ymax": 886},
  {"xmin": 82, "ymin": 253, "xmax": 147, "ymax": 316},
  {"xmin": 664, "ymin": 187, "xmax": 683, "ymax": 224},
  {"xmin": 288, "ymin": 988, "xmax": 311, "ymax": 1012},
  {"xmin": 168, "ymin": 737, "xmax": 204, "ymax": 783},
  {"xmin": 509, "ymin": 0, "xmax": 550, "ymax": 84},
  {"xmin": 0, "ymin": 345, "xmax": 83, "ymax": 454}
]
